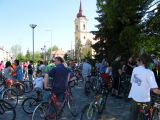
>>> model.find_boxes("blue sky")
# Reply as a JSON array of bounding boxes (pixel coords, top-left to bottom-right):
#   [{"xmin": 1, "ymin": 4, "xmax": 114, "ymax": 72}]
[{"xmin": 0, "ymin": 0, "xmax": 98, "ymax": 54}]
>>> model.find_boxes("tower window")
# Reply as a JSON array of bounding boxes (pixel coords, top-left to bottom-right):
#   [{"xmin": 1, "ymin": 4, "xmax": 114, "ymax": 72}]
[
  {"xmin": 83, "ymin": 24, "xmax": 85, "ymax": 30},
  {"xmin": 84, "ymin": 36, "xmax": 86, "ymax": 39},
  {"xmin": 76, "ymin": 25, "xmax": 78, "ymax": 31}
]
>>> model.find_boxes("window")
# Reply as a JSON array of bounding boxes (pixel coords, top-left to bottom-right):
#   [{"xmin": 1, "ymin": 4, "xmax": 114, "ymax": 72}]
[
  {"xmin": 83, "ymin": 24, "xmax": 85, "ymax": 30},
  {"xmin": 76, "ymin": 25, "xmax": 78, "ymax": 31},
  {"xmin": 84, "ymin": 36, "xmax": 86, "ymax": 39}
]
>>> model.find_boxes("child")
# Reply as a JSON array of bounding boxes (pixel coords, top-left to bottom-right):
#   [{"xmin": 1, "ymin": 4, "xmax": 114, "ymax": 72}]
[{"xmin": 33, "ymin": 70, "xmax": 44, "ymax": 100}]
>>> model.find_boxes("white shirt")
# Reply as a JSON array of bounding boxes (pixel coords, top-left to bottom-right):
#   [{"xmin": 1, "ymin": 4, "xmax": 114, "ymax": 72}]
[
  {"xmin": 82, "ymin": 62, "xmax": 91, "ymax": 77},
  {"xmin": 128, "ymin": 66, "xmax": 158, "ymax": 102},
  {"xmin": 33, "ymin": 77, "xmax": 44, "ymax": 89}
]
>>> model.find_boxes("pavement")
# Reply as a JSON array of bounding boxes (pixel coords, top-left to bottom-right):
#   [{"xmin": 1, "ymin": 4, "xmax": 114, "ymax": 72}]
[{"xmin": 2, "ymin": 81, "xmax": 131, "ymax": 120}]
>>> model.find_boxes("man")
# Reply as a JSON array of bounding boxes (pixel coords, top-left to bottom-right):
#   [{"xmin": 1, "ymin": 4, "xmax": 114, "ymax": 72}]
[
  {"xmin": 111, "ymin": 55, "xmax": 122, "ymax": 98},
  {"xmin": 81, "ymin": 59, "xmax": 92, "ymax": 83},
  {"xmin": 128, "ymin": 53, "xmax": 160, "ymax": 120},
  {"xmin": 28, "ymin": 60, "xmax": 33, "ymax": 81},
  {"xmin": 44, "ymin": 57, "xmax": 69, "ymax": 102}
]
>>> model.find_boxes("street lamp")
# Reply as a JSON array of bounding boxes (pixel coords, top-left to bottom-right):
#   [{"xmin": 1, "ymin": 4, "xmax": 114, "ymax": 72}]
[
  {"xmin": 45, "ymin": 29, "xmax": 53, "ymax": 60},
  {"xmin": 29, "ymin": 24, "xmax": 37, "ymax": 63},
  {"xmin": 41, "ymin": 45, "xmax": 46, "ymax": 61}
]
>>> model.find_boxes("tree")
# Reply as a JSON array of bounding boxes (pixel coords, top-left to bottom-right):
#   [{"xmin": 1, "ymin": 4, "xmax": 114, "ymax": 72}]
[
  {"xmin": 10, "ymin": 44, "xmax": 22, "ymax": 59},
  {"xmin": 25, "ymin": 49, "xmax": 32, "ymax": 62},
  {"xmin": 92, "ymin": 0, "xmax": 158, "ymax": 62},
  {"xmin": 16, "ymin": 53, "xmax": 24, "ymax": 61},
  {"xmin": 81, "ymin": 39, "xmax": 92, "ymax": 60},
  {"xmin": 47, "ymin": 45, "xmax": 59, "ymax": 53},
  {"xmin": 34, "ymin": 51, "xmax": 41, "ymax": 63},
  {"xmin": 75, "ymin": 39, "xmax": 82, "ymax": 61},
  {"xmin": 142, "ymin": 4, "xmax": 160, "ymax": 56}
]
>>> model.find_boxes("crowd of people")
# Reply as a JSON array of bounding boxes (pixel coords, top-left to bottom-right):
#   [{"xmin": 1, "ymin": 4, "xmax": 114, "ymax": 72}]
[{"xmin": 0, "ymin": 53, "xmax": 160, "ymax": 119}]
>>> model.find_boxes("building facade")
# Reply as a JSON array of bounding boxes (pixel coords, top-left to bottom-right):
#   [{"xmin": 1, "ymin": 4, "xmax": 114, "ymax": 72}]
[{"xmin": 0, "ymin": 47, "xmax": 10, "ymax": 62}]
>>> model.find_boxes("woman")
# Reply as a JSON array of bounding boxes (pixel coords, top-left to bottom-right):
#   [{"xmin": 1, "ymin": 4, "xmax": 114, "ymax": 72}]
[{"xmin": 3, "ymin": 61, "xmax": 14, "ymax": 87}]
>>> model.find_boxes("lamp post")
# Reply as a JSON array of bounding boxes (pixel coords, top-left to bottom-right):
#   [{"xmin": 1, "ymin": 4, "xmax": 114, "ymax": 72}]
[
  {"xmin": 41, "ymin": 45, "xmax": 46, "ymax": 61},
  {"xmin": 29, "ymin": 24, "xmax": 37, "ymax": 63},
  {"xmin": 46, "ymin": 29, "xmax": 53, "ymax": 60}
]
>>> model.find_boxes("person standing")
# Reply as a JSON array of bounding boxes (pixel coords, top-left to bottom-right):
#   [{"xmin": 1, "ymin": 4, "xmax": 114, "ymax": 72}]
[
  {"xmin": 81, "ymin": 59, "xmax": 92, "ymax": 83},
  {"xmin": 15, "ymin": 60, "xmax": 23, "ymax": 81},
  {"xmin": 28, "ymin": 60, "xmax": 33, "ymax": 81},
  {"xmin": 128, "ymin": 53, "xmax": 160, "ymax": 120},
  {"xmin": 111, "ymin": 55, "xmax": 122, "ymax": 98},
  {"xmin": 0, "ymin": 61, "xmax": 5, "ymax": 72},
  {"xmin": 4, "ymin": 61, "xmax": 14, "ymax": 80},
  {"xmin": 44, "ymin": 57, "xmax": 69, "ymax": 102}
]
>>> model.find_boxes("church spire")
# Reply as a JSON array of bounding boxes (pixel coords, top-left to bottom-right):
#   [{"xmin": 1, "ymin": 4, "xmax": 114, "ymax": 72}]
[{"xmin": 77, "ymin": 0, "xmax": 86, "ymax": 18}]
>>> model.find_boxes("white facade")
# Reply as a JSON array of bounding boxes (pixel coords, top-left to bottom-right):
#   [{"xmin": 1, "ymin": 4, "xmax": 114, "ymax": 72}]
[
  {"xmin": 0, "ymin": 48, "xmax": 10, "ymax": 61},
  {"xmin": 74, "ymin": 0, "xmax": 96, "ymax": 59}
]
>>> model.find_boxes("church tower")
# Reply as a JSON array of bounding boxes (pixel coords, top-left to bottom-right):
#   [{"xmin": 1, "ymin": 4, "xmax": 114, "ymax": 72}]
[{"xmin": 75, "ymin": 0, "xmax": 89, "ymax": 61}]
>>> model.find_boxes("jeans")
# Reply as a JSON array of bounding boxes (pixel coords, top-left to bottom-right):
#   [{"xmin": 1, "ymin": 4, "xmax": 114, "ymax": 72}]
[{"xmin": 28, "ymin": 74, "xmax": 33, "ymax": 81}]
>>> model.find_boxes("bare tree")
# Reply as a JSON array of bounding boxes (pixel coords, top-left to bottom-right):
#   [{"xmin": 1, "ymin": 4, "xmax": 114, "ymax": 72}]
[{"xmin": 10, "ymin": 44, "xmax": 22, "ymax": 59}]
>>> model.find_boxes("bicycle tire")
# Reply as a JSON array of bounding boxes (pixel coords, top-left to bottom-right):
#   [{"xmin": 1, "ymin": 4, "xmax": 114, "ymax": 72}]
[
  {"xmin": 67, "ymin": 95, "xmax": 79, "ymax": 117},
  {"xmin": 98, "ymin": 94, "xmax": 107, "ymax": 114},
  {"xmin": 91, "ymin": 77, "xmax": 98, "ymax": 91},
  {"xmin": 0, "ymin": 99, "xmax": 16, "ymax": 120},
  {"xmin": 137, "ymin": 112, "xmax": 147, "ymax": 120},
  {"xmin": 152, "ymin": 108, "xmax": 160, "ymax": 120},
  {"xmin": 32, "ymin": 101, "xmax": 57, "ymax": 120},
  {"xmin": 23, "ymin": 80, "xmax": 33, "ymax": 93},
  {"xmin": 22, "ymin": 97, "xmax": 38, "ymax": 114},
  {"xmin": 13, "ymin": 82, "xmax": 25, "ymax": 96},
  {"xmin": 84, "ymin": 81, "xmax": 91, "ymax": 95},
  {"xmin": 1, "ymin": 88, "xmax": 18, "ymax": 108},
  {"xmin": 80, "ymin": 104, "xmax": 98, "ymax": 120}
]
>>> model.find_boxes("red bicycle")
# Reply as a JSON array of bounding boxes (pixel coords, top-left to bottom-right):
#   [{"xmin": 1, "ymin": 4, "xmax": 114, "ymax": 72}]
[{"xmin": 32, "ymin": 87, "xmax": 79, "ymax": 120}]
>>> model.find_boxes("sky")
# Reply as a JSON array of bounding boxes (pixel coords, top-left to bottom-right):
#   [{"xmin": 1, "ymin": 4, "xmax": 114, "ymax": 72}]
[{"xmin": 0, "ymin": 0, "xmax": 98, "ymax": 54}]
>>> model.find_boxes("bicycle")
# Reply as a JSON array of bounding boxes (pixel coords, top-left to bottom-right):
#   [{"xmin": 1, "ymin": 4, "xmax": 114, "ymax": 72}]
[
  {"xmin": 22, "ymin": 88, "xmax": 49, "ymax": 114},
  {"xmin": 12, "ymin": 81, "xmax": 25, "ymax": 96},
  {"xmin": 32, "ymin": 87, "xmax": 79, "ymax": 120},
  {"xmin": 22, "ymin": 80, "xmax": 33, "ymax": 93},
  {"xmin": 0, "ymin": 99, "xmax": 16, "ymax": 120},
  {"xmin": 84, "ymin": 75, "xmax": 99, "ymax": 95},
  {"xmin": 136, "ymin": 99, "xmax": 160, "ymax": 120},
  {"xmin": 80, "ymin": 81, "xmax": 109, "ymax": 120},
  {"xmin": 0, "ymin": 77, "xmax": 18, "ymax": 108}
]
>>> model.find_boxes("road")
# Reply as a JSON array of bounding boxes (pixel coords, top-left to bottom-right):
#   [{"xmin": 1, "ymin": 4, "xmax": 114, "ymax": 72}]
[{"xmin": 12, "ymin": 82, "xmax": 130, "ymax": 120}]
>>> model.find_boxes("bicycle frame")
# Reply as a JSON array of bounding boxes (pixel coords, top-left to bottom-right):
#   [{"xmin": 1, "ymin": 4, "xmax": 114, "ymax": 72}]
[
  {"xmin": 137, "ymin": 103, "xmax": 152, "ymax": 120},
  {"xmin": 46, "ymin": 88, "xmax": 72, "ymax": 118}
]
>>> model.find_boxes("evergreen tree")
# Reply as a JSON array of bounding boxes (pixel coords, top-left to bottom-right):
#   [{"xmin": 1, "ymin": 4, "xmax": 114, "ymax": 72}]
[{"xmin": 92, "ymin": 0, "xmax": 159, "ymax": 61}]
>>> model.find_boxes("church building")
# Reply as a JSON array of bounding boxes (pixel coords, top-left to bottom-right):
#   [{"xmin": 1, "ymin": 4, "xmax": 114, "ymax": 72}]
[{"xmin": 74, "ymin": 0, "xmax": 96, "ymax": 61}]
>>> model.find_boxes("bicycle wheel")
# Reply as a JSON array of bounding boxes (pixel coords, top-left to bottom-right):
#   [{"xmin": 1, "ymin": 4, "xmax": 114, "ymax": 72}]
[
  {"xmin": 84, "ymin": 81, "xmax": 91, "ymax": 95},
  {"xmin": 13, "ymin": 82, "xmax": 25, "ymax": 96},
  {"xmin": 91, "ymin": 77, "xmax": 98, "ymax": 91},
  {"xmin": 152, "ymin": 108, "xmax": 160, "ymax": 120},
  {"xmin": 67, "ymin": 95, "xmax": 79, "ymax": 117},
  {"xmin": 98, "ymin": 94, "xmax": 107, "ymax": 113},
  {"xmin": 22, "ymin": 97, "xmax": 38, "ymax": 114},
  {"xmin": 32, "ymin": 101, "xmax": 57, "ymax": 120},
  {"xmin": 23, "ymin": 80, "xmax": 33, "ymax": 93},
  {"xmin": 137, "ymin": 112, "xmax": 146, "ymax": 120},
  {"xmin": 1, "ymin": 88, "xmax": 18, "ymax": 108},
  {"xmin": 80, "ymin": 104, "xmax": 98, "ymax": 120},
  {"xmin": 0, "ymin": 99, "xmax": 16, "ymax": 120}
]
